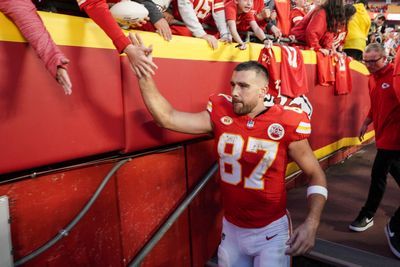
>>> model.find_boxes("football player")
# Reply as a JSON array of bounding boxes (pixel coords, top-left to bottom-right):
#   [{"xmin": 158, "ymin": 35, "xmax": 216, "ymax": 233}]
[{"xmin": 130, "ymin": 33, "xmax": 327, "ymax": 266}]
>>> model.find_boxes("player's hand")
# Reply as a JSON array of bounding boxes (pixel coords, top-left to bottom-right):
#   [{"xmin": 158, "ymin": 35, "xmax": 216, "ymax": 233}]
[
  {"xmin": 128, "ymin": 17, "xmax": 149, "ymax": 28},
  {"xmin": 201, "ymin": 34, "xmax": 218, "ymax": 50},
  {"xmin": 359, "ymin": 123, "xmax": 368, "ymax": 142},
  {"xmin": 154, "ymin": 18, "xmax": 172, "ymax": 41},
  {"xmin": 56, "ymin": 59, "xmax": 72, "ymax": 95},
  {"xmin": 126, "ymin": 33, "xmax": 158, "ymax": 78},
  {"xmin": 285, "ymin": 218, "xmax": 318, "ymax": 256},
  {"xmin": 270, "ymin": 25, "xmax": 282, "ymax": 39}
]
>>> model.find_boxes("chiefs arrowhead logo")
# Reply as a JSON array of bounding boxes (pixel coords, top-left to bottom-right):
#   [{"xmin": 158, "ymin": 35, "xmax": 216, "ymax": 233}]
[
  {"xmin": 381, "ymin": 83, "xmax": 390, "ymax": 89},
  {"xmin": 221, "ymin": 116, "xmax": 233, "ymax": 125}
]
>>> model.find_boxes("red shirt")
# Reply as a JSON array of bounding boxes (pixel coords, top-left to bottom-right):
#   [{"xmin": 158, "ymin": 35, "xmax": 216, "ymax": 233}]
[
  {"xmin": 225, "ymin": 0, "xmax": 255, "ymax": 32},
  {"xmin": 290, "ymin": 7, "xmax": 305, "ymax": 28},
  {"xmin": 316, "ymin": 52, "xmax": 335, "ymax": 86},
  {"xmin": 334, "ymin": 55, "xmax": 352, "ymax": 95},
  {"xmin": 367, "ymin": 64, "xmax": 400, "ymax": 150},
  {"xmin": 279, "ymin": 45, "xmax": 309, "ymax": 97},
  {"xmin": 78, "ymin": 0, "xmax": 131, "ymax": 53},
  {"xmin": 394, "ymin": 47, "xmax": 400, "ymax": 101},
  {"xmin": 289, "ymin": 8, "xmax": 344, "ymax": 51},
  {"xmin": 207, "ymin": 94, "xmax": 311, "ymax": 228},
  {"xmin": 258, "ymin": 47, "xmax": 280, "ymax": 93}
]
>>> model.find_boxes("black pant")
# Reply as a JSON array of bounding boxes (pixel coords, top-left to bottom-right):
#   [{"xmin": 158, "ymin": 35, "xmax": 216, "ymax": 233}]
[
  {"xmin": 361, "ymin": 149, "xmax": 400, "ymax": 232},
  {"xmin": 343, "ymin": 49, "xmax": 363, "ymax": 61}
]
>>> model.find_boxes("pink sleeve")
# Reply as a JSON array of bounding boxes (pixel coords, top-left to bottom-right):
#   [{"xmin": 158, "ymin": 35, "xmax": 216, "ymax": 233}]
[
  {"xmin": 0, "ymin": 0, "xmax": 68, "ymax": 78},
  {"xmin": 80, "ymin": 0, "xmax": 131, "ymax": 53},
  {"xmin": 305, "ymin": 9, "xmax": 327, "ymax": 50}
]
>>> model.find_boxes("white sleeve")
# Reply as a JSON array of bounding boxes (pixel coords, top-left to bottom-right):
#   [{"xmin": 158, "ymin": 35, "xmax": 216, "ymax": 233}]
[
  {"xmin": 212, "ymin": 10, "xmax": 229, "ymax": 37},
  {"xmin": 178, "ymin": 0, "xmax": 207, "ymax": 37}
]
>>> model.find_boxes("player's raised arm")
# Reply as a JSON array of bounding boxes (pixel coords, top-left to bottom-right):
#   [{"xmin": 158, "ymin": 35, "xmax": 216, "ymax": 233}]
[
  {"xmin": 286, "ymin": 139, "xmax": 327, "ymax": 256},
  {"xmin": 131, "ymin": 33, "xmax": 213, "ymax": 135}
]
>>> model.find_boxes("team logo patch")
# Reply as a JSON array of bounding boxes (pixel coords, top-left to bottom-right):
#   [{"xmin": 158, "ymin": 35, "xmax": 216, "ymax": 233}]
[
  {"xmin": 381, "ymin": 83, "xmax": 390, "ymax": 89},
  {"xmin": 221, "ymin": 116, "xmax": 233, "ymax": 125},
  {"xmin": 268, "ymin": 123, "xmax": 285, "ymax": 140}
]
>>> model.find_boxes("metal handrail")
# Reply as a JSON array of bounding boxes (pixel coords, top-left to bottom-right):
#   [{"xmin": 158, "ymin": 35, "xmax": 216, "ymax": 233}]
[
  {"xmin": 128, "ymin": 162, "xmax": 219, "ymax": 267},
  {"xmin": 14, "ymin": 159, "xmax": 131, "ymax": 266}
]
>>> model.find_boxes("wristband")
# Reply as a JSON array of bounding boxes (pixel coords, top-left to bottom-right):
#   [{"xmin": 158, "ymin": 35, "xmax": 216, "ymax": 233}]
[{"xmin": 307, "ymin": 185, "xmax": 328, "ymax": 200}]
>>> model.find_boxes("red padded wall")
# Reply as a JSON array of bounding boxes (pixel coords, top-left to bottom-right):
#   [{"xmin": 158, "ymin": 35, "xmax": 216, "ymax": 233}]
[
  {"xmin": 0, "ymin": 164, "xmax": 123, "ymax": 267},
  {"xmin": 116, "ymin": 148, "xmax": 191, "ymax": 266},
  {"xmin": 306, "ymin": 68, "xmax": 370, "ymax": 150},
  {"xmin": 0, "ymin": 43, "xmax": 125, "ymax": 174},
  {"xmin": 186, "ymin": 140, "xmax": 222, "ymax": 267}
]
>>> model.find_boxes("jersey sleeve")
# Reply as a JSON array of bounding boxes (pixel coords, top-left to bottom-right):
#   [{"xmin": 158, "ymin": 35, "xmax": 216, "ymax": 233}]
[
  {"xmin": 305, "ymin": 9, "xmax": 327, "ymax": 50},
  {"xmin": 224, "ymin": 0, "xmax": 237, "ymax": 21},
  {"xmin": 283, "ymin": 107, "xmax": 311, "ymax": 141},
  {"xmin": 78, "ymin": 0, "xmax": 131, "ymax": 53}
]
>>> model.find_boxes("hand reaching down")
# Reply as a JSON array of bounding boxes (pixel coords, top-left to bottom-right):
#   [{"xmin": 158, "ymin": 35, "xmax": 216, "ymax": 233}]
[{"xmin": 127, "ymin": 33, "xmax": 158, "ymax": 78}]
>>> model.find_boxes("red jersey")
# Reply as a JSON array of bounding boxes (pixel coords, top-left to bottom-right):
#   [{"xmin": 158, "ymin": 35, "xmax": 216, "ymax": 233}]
[
  {"xmin": 367, "ymin": 64, "xmax": 400, "ymax": 150},
  {"xmin": 275, "ymin": 0, "xmax": 291, "ymax": 35},
  {"xmin": 77, "ymin": 0, "xmax": 131, "ymax": 53},
  {"xmin": 290, "ymin": 7, "xmax": 305, "ymax": 28},
  {"xmin": 172, "ymin": 0, "xmax": 225, "ymax": 25},
  {"xmin": 207, "ymin": 94, "xmax": 311, "ymax": 228},
  {"xmin": 279, "ymin": 45, "xmax": 309, "ymax": 98},
  {"xmin": 225, "ymin": 0, "xmax": 255, "ymax": 32},
  {"xmin": 316, "ymin": 52, "xmax": 335, "ymax": 86},
  {"xmin": 334, "ymin": 55, "xmax": 352, "ymax": 95},
  {"xmin": 258, "ymin": 47, "xmax": 280, "ymax": 93},
  {"xmin": 394, "ymin": 47, "xmax": 400, "ymax": 101}
]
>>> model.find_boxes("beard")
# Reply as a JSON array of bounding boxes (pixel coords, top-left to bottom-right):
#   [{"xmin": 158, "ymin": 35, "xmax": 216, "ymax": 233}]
[{"xmin": 232, "ymin": 98, "xmax": 257, "ymax": 116}]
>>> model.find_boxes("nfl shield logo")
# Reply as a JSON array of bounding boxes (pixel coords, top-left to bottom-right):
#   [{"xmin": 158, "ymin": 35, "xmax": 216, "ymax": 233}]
[{"xmin": 247, "ymin": 120, "xmax": 255, "ymax": 128}]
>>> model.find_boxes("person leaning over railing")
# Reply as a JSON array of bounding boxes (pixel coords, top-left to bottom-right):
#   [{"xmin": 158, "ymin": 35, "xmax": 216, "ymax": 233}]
[
  {"xmin": 76, "ymin": 0, "xmax": 168, "ymax": 77},
  {"xmin": 0, "ymin": 0, "xmax": 72, "ymax": 95},
  {"xmin": 253, "ymin": 0, "xmax": 282, "ymax": 39},
  {"xmin": 225, "ymin": 0, "xmax": 277, "ymax": 50},
  {"xmin": 289, "ymin": 0, "xmax": 346, "ymax": 56}
]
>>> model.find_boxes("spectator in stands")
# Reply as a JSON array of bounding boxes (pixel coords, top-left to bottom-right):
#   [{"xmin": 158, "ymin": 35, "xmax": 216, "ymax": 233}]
[
  {"xmin": 374, "ymin": 14, "xmax": 386, "ymax": 36},
  {"xmin": 289, "ymin": 0, "xmax": 346, "ymax": 55},
  {"xmin": 343, "ymin": 0, "xmax": 371, "ymax": 61},
  {"xmin": 350, "ymin": 43, "xmax": 400, "ymax": 259},
  {"xmin": 170, "ymin": 0, "xmax": 231, "ymax": 49},
  {"xmin": 332, "ymin": 4, "xmax": 356, "ymax": 53},
  {"xmin": 0, "ymin": 0, "xmax": 72, "ymax": 94},
  {"xmin": 225, "ymin": 0, "xmax": 276, "ymax": 49},
  {"xmin": 77, "ymin": 0, "xmax": 168, "ymax": 77},
  {"xmin": 253, "ymin": 0, "xmax": 282, "ymax": 38},
  {"xmin": 290, "ymin": 0, "xmax": 306, "ymax": 29}
]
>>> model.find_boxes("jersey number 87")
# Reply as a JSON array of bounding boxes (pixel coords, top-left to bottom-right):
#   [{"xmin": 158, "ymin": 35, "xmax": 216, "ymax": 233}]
[{"xmin": 217, "ymin": 133, "xmax": 279, "ymax": 190}]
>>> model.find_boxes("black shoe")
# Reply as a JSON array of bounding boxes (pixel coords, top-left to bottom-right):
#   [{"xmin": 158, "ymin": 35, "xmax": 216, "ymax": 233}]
[
  {"xmin": 349, "ymin": 214, "xmax": 374, "ymax": 232},
  {"xmin": 385, "ymin": 218, "xmax": 400, "ymax": 258}
]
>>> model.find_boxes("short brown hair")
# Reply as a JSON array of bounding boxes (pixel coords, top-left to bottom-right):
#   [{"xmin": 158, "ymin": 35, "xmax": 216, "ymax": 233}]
[{"xmin": 365, "ymin": 43, "xmax": 386, "ymax": 56}]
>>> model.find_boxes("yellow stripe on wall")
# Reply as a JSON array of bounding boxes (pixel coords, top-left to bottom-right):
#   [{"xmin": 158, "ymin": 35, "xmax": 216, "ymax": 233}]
[{"xmin": 0, "ymin": 11, "xmax": 369, "ymax": 72}]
